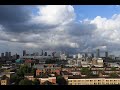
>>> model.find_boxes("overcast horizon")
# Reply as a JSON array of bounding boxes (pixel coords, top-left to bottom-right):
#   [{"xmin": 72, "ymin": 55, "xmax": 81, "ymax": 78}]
[{"xmin": 0, "ymin": 5, "xmax": 120, "ymax": 56}]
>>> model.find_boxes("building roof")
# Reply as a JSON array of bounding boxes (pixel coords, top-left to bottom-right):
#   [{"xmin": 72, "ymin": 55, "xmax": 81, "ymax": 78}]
[
  {"xmin": 61, "ymin": 71, "xmax": 73, "ymax": 75},
  {"xmin": 15, "ymin": 59, "xmax": 23, "ymax": 63},
  {"xmin": 25, "ymin": 59, "xmax": 34, "ymax": 63}
]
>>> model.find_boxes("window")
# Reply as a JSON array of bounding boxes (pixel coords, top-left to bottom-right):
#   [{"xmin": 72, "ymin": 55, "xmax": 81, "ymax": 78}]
[{"xmin": 74, "ymin": 80, "xmax": 76, "ymax": 82}]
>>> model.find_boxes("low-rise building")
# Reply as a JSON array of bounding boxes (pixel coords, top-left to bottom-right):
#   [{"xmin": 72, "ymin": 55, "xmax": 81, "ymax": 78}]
[
  {"xmin": 68, "ymin": 77, "xmax": 120, "ymax": 85},
  {"xmin": 0, "ymin": 75, "xmax": 9, "ymax": 85},
  {"xmin": 40, "ymin": 77, "xmax": 56, "ymax": 84}
]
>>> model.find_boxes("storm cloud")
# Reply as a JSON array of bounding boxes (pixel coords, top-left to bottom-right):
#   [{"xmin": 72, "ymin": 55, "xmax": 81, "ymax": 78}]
[{"xmin": 0, "ymin": 5, "xmax": 120, "ymax": 56}]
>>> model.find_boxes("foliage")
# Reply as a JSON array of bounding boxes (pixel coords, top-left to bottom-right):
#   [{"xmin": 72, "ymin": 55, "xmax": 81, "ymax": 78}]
[
  {"xmin": 80, "ymin": 67, "xmax": 93, "ymax": 77},
  {"xmin": 10, "ymin": 74, "xmax": 24, "ymax": 85},
  {"xmin": 32, "ymin": 79, "xmax": 40, "ymax": 85},
  {"xmin": 19, "ymin": 78, "xmax": 33, "ymax": 85},
  {"xmin": 109, "ymin": 73, "xmax": 119, "ymax": 78},
  {"xmin": 0, "ymin": 63, "xmax": 2, "ymax": 68},
  {"xmin": 10, "ymin": 65, "xmax": 34, "ymax": 85},
  {"xmin": 111, "ymin": 67, "xmax": 116, "ymax": 71},
  {"xmin": 56, "ymin": 75, "xmax": 67, "ymax": 85}
]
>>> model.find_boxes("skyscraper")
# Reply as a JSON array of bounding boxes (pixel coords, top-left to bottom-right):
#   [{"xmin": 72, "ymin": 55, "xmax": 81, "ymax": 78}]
[
  {"xmin": 9, "ymin": 52, "xmax": 11, "ymax": 57},
  {"xmin": 23, "ymin": 50, "xmax": 26, "ymax": 56},
  {"xmin": 85, "ymin": 53, "xmax": 88, "ymax": 57},
  {"xmin": 44, "ymin": 52, "xmax": 47, "ymax": 56},
  {"xmin": 91, "ymin": 53, "xmax": 94, "ymax": 58},
  {"xmin": 5, "ymin": 52, "xmax": 9, "ymax": 57},
  {"xmin": 41, "ymin": 50, "xmax": 43, "ymax": 56},
  {"xmin": 105, "ymin": 51, "xmax": 108, "ymax": 58},
  {"xmin": 1, "ymin": 53, "xmax": 4, "ymax": 58},
  {"xmin": 96, "ymin": 49, "xmax": 100, "ymax": 58}
]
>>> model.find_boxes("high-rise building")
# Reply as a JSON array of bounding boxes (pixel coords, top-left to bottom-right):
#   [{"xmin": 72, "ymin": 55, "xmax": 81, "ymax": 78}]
[
  {"xmin": 5, "ymin": 52, "xmax": 9, "ymax": 57},
  {"xmin": 96, "ymin": 49, "xmax": 100, "ymax": 58},
  {"xmin": 91, "ymin": 53, "xmax": 94, "ymax": 58},
  {"xmin": 41, "ymin": 50, "xmax": 43, "ymax": 56},
  {"xmin": 1, "ymin": 53, "xmax": 4, "ymax": 58},
  {"xmin": 105, "ymin": 51, "xmax": 108, "ymax": 58},
  {"xmin": 8, "ymin": 52, "xmax": 11, "ymax": 57},
  {"xmin": 35, "ymin": 52, "xmax": 39, "ymax": 56},
  {"xmin": 52, "ymin": 52, "xmax": 56, "ymax": 57},
  {"xmin": 23, "ymin": 50, "xmax": 26, "ymax": 56},
  {"xmin": 85, "ymin": 53, "xmax": 88, "ymax": 57},
  {"xmin": 44, "ymin": 52, "xmax": 47, "ymax": 56}
]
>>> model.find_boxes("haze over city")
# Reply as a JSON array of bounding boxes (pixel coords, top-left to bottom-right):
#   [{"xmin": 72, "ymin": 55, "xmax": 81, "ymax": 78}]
[{"xmin": 0, "ymin": 5, "xmax": 120, "ymax": 56}]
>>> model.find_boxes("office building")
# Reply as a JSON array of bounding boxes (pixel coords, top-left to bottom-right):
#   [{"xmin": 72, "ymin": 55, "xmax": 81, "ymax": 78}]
[
  {"xmin": 1, "ymin": 53, "xmax": 4, "ymax": 58},
  {"xmin": 105, "ymin": 51, "xmax": 108, "ymax": 58},
  {"xmin": 44, "ymin": 52, "xmax": 47, "ymax": 56},
  {"xmin": 41, "ymin": 50, "xmax": 44, "ymax": 56},
  {"xmin": 23, "ymin": 50, "xmax": 26, "ymax": 56},
  {"xmin": 96, "ymin": 49, "xmax": 100, "ymax": 58},
  {"xmin": 85, "ymin": 53, "xmax": 88, "ymax": 57},
  {"xmin": 8, "ymin": 52, "xmax": 11, "ymax": 57},
  {"xmin": 91, "ymin": 53, "xmax": 94, "ymax": 58},
  {"xmin": 5, "ymin": 52, "xmax": 9, "ymax": 57},
  {"xmin": 78, "ymin": 53, "xmax": 82, "ymax": 59}
]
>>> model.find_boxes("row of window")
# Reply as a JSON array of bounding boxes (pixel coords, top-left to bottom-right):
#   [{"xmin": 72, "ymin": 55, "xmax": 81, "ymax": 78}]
[
  {"xmin": 69, "ymin": 80, "xmax": 120, "ymax": 83},
  {"xmin": 69, "ymin": 82, "xmax": 120, "ymax": 85}
]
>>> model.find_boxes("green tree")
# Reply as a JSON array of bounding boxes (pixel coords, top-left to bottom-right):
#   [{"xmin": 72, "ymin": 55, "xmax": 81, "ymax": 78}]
[
  {"xmin": 10, "ymin": 74, "xmax": 24, "ymax": 85},
  {"xmin": 56, "ymin": 75, "xmax": 67, "ymax": 85},
  {"xmin": 80, "ymin": 67, "xmax": 92, "ymax": 77},
  {"xmin": 0, "ymin": 63, "xmax": 2, "ymax": 68},
  {"xmin": 32, "ymin": 79, "xmax": 40, "ymax": 85},
  {"xmin": 19, "ymin": 78, "xmax": 33, "ymax": 85},
  {"xmin": 109, "ymin": 73, "xmax": 119, "ymax": 78},
  {"xmin": 10, "ymin": 74, "xmax": 17, "ymax": 84},
  {"xmin": 111, "ymin": 67, "xmax": 116, "ymax": 71}
]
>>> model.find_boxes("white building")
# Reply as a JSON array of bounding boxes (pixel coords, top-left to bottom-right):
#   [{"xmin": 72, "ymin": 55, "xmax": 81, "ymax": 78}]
[
  {"xmin": 97, "ymin": 58, "xmax": 103, "ymax": 67},
  {"xmin": 60, "ymin": 54, "xmax": 67, "ymax": 60},
  {"xmin": 78, "ymin": 53, "xmax": 82, "ymax": 59},
  {"xmin": 73, "ymin": 55, "xmax": 77, "ymax": 59}
]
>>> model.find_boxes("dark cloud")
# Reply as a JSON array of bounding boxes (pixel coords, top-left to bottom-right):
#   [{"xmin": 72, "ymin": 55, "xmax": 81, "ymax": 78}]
[
  {"xmin": 66, "ymin": 22, "xmax": 97, "ymax": 36},
  {"xmin": 0, "ymin": 5, "xmax": 58, "ymax": 33},
  {"xmin": 0, "ymin": 5, "xmax": 30, "ymax": 23},
  {"xmin": 0, "ymin": 5, "xmax": 119, "ymax": 56}
]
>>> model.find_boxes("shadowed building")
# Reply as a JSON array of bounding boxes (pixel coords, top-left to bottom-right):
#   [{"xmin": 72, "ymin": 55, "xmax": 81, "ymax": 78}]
[
  {"xmin": 1, "ymin": 53, "xmax": 4, "ymax": 58},
  {"xmin": 96, "ymin": 49, "xmax": 100, "ymax": 58},
  {"xmin": 105, "ymin": 51, "xmax": 108, "ymax": 58},
  {"xmin": 23, "ymin": 50, "xmax": 26, "ymax": 56}
]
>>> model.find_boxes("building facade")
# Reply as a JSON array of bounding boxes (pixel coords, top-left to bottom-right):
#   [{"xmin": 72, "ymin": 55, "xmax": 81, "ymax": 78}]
[{"xmin": 68, "ymin": 78, "xmax": 120, "ymax": 85}]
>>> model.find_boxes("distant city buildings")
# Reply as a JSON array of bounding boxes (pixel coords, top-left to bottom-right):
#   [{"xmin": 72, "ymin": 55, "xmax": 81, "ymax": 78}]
[{"xmin": 96, "ymin": 49, "xmax": 100, "ymax": 58}]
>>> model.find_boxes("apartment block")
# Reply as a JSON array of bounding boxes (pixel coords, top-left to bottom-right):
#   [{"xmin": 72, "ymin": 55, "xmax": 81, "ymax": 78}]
[{"xmin": 68, "ymin": 78, "xmax": 120, "ymax": 85}]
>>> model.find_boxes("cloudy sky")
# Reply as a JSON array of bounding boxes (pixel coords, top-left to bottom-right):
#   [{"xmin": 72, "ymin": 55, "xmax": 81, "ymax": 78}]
[{"xmin": 0, "ymin": 5, "xmax": 120, "ymax": 56}]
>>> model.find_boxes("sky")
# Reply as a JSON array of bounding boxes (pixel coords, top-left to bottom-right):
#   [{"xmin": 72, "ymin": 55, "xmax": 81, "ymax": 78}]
[{"xmin": 0, "ymin": 5, "xmax": 120, "ymax": 56}]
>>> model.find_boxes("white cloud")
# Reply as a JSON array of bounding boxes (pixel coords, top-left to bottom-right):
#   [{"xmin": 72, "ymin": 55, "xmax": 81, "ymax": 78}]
[
  {"xmin": 24, "ymin": 43, "xmax": 39, "ymax": 48},
  {"xmin": 2, "ymin": 5, "xmax": 120, "ymax": 56},
  {"xmin": 31, "ymin": 5, "xmax": 75, "ymax": 25}
]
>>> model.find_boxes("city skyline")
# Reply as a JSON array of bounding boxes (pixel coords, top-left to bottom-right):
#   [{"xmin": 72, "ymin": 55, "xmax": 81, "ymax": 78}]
[{"xmin": 0, "ymin": 5, "xmax": 120, "ymax": 56}]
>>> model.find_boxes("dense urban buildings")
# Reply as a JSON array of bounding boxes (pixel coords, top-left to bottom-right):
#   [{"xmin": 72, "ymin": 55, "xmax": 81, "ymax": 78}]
[{"xmin": 0, "ymin": 49, "xmax": 120, "ymax": 85}]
